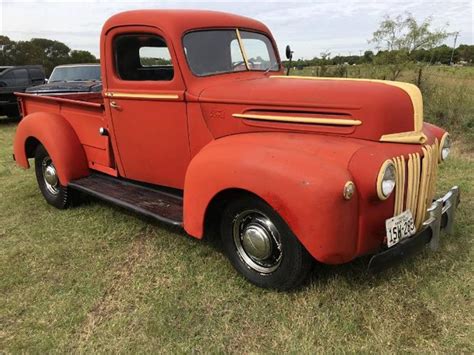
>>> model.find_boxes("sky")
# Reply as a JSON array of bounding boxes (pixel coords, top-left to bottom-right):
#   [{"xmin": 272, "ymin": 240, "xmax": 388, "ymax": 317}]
[{"xmin": 0, "ymin": 0, "xmax": 472, "ymax": 59}]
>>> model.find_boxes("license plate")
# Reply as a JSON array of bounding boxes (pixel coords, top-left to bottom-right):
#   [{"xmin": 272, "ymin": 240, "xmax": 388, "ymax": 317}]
[{"xmin": 385, "ymin": 210, "xmax": 416, "ymax": 248}]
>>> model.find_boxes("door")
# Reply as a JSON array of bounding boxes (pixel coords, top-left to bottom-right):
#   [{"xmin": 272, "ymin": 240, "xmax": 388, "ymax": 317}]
[
  {"xmin": 13, "ymin": 69, "xmax": 29, "ymax": 90},
  {"xmin": 105, "ymin": 26, "xmax": 190, "ymax": 189},
  {"xmin": 28, "ymin": 68, "xmax": 45, "ymax": 86},
  {"xmin": 0, "ymin": 69, "xmax": 28, "ymax": 92}
]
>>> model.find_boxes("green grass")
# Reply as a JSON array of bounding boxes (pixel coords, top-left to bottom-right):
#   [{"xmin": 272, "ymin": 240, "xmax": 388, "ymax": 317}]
[{"xmin": 1, "ymin": 113, "xmax": 473, "ymax": 350}]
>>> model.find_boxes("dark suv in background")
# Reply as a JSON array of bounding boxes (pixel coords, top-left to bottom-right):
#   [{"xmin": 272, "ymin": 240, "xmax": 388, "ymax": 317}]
[
  {"xmin": 26, "ymin": 63, "xmax": 102, "ymax": 95},
  {"xmin": 0, "ymin": 65, "xmax": 45, "ymax": 117}
]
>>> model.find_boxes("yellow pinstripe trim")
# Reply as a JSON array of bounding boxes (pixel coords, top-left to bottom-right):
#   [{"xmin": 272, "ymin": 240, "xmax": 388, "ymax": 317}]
[
  {"xmin": 105, "ymin": 92, "xmax": 179, "ymax": 100},
  {"xmin": 232, "ymin": 113, "xmax": 362, "ymax": 126}
]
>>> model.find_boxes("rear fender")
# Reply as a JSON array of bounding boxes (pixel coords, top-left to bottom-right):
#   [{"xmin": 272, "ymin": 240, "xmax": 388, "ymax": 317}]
[
  {"xmin": 13, "ymin": 112, "xmax": 89, "ymax": 185},
  {"xmin": 183, "ymin": 134, "xmax": 360, "ymax": 264}
]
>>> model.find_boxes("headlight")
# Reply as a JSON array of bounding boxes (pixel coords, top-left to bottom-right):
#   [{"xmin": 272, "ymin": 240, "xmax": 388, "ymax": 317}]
[
  {"xmin": 439, "ymin": 133, "xmax": 450, "ymax": 162},
  {"xmin": 377, "ymin": 160, "xmax": 396, "ymax": 200}
]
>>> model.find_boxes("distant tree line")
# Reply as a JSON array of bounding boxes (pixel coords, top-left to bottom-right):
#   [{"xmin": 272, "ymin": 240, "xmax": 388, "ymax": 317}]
[
  {"xmin": 0, "ymin": 36, "xmax": 98, "ymax": 76},
  {"xmin": 285, "ymin": 12, "xmax": 473, "ymax": 81},
  {"xmin": 284, "ymin": 44, "xmax": 474, "ymax": 68}
]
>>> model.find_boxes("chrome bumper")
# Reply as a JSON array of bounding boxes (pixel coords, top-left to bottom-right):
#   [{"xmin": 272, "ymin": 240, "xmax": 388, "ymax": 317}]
[{"xmin": 368, "ymin": 186, "xmax": 460, "ymax": 271}]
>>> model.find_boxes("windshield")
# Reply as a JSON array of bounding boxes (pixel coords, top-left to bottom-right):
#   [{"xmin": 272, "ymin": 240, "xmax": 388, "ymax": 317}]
[
  {"xmin": 49, "ymin": 65, "xmax": 101, "ymax": 82},
  {"xmin": 183, "ymin": 29, "xmax": 279, "ymax": 77}
]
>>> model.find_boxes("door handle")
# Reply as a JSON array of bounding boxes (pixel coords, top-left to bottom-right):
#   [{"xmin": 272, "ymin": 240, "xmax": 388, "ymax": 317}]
[{"xmin": 110, "ymin": 101, "xmax": 121, "ymax": 110}]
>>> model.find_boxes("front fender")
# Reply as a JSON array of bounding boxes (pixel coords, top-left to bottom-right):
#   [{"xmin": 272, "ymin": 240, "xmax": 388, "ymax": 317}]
[
  {"xmin": 13, "ymin": 112, "xmax": 89, "ymax": 185},
  {"xmin": 183, "ymin": 133, "xmax": 361, "ymax": 264}
]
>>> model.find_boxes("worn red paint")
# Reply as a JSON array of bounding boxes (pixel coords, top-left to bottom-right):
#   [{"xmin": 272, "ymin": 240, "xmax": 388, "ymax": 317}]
[{"xmin": 13, "ymin": 10, "xmax": 447, "ymax": 264}]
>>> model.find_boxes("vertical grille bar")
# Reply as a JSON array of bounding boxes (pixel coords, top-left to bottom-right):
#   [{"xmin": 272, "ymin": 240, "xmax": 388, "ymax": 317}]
[
  {"xmin": 415, "ymin": 147, "xmax": 429, "ymax": 228},
  {"xmin": 393, "ymin": 157, "xmax": 406, "ymax": 216},
  {"xmin": 413, "ymin": 153, "xmax": 421, "ymax": 214},
  {"xmin": 392, "ymin": 142, "xmax": 439, "ymax": 231}
]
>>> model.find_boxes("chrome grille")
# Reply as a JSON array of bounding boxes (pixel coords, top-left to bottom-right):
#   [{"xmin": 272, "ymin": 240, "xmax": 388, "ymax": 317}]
[{"xmin": 393, "ymin": 140, "xmax": 440, "ymax": 230}]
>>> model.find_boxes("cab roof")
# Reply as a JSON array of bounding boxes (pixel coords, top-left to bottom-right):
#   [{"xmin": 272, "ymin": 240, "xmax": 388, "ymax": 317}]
[
  {"xmin": 54, "ymin": 64, "xmax": 100, "ymax": 68},
  {"xmin": 102, "ymin": 9, "xmax": 271, "ymax": 38}
]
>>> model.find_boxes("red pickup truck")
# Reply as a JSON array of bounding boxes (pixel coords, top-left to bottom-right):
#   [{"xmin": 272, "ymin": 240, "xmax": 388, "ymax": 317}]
[{"xmin": 13, "ymin": 10, "xmax": 459, "ymax": 290}]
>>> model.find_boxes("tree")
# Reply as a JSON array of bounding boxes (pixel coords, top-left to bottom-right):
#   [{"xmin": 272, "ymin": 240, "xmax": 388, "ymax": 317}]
[
  {"xmin": 0, "ymin": 36, "xmax": 98, "ymax": 74},
  {"xmin": 30, "ymin": 38, "xmax": 71, "ymax": 73},
  {"xmin": 3, "ymin": 41, "xmax": 43, "ymax": 66},
  {"xmin": 370, "ymin": 12, "xmax": 451, "ymax": 79},
  {"xmin": 69, "ymin": 50, "xmax": 98, "ymax": 64},
  {"xmin": 363, "ymin": 50, "xmax": 374, "ymax": 63},
  {"xmin": 457, "ymin": 44, "xmax": 474, "ymax": 63},
  {"xmin": 0, "ymin": 35, "xmax": 12, "ymax": 46}
]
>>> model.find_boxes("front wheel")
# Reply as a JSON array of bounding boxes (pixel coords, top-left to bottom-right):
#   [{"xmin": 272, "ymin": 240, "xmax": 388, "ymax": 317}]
[
  {"xmin": 34, "ymin": 145, "xmax": 72, "ymax": 209},
  {"xmin": 220, "ymin": 196, "xmax": 313, "ymax": 290}
]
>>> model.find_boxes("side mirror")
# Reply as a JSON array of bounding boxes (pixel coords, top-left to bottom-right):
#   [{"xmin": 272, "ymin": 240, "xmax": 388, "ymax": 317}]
[
  {"xmin": 285, "ymin": 45, "xmax": 293, "ymax": 60},
  {"xmin": 285, "ymin": 45, "xmax": 294, "ymax": 76}
]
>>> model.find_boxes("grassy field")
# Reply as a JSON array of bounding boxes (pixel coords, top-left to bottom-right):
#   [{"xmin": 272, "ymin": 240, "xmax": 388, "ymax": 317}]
[{"xmin": 1, "ymin": 69, "xmax": 473, "ymax": 352}]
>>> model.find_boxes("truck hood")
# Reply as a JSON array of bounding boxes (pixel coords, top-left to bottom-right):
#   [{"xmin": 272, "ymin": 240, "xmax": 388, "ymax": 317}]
[
  {"xmin": 197, "ymin": 76, "xmax": 424, "ymax": 143},
  {"xmin": 26, "ymin": 81, "xmax": 102, "ymax": 94}
]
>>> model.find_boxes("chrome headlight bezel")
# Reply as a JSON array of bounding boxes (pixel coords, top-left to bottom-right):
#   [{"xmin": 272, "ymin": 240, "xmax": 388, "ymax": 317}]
[
  {"xmin": 439, "ymin": 133, "xmax": 450, "ymax": 162},
  {"xmin": 377, "ymin": 160, "xmax": 396, "ymax": 200}
]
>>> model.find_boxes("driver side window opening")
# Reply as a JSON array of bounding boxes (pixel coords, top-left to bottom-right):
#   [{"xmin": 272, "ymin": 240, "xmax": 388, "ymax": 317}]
[{"xmin": 114, "ymin": 33, "xmax": 174, "ymax": 81}]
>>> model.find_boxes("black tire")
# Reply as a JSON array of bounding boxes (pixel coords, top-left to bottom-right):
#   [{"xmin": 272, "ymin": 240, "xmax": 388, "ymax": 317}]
[
  {"xmin": 4, "ymin": 105, "xmax": 20, "ymax": 119},
  {"xmin": 34, "ymin": 145, "xmax": 72, "ymax": 209},
  {"xmin": 220, "ymin": 195, "xmax": 313, "ymax": 290}
]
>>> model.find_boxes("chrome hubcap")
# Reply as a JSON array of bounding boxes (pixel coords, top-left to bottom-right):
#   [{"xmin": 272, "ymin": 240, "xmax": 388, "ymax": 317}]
[
  {"xmin": 42, "ymin": 157, "xmax": 59, "ymax": 195},
  {"xmin": 233, "ymin": 210, "xmax": 282, "ymax": 274},
  {"xmin": 242, "ymin": 225, "xmax": 272, "ymax": 260}
]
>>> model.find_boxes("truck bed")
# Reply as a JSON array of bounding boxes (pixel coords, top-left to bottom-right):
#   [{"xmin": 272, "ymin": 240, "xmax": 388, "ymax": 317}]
[
  {"xmin": 16, "ymin": 92, "xmax": 115, "ymax": 175},
  {"xmin": 16, "ymin": 92, "xmax": 104, "ymax": 112}
]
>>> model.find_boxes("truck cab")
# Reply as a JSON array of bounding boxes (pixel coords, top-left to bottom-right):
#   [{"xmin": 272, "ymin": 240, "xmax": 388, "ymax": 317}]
[
  {"xmin": 13, "ymin": 10, "xmax": 459, "ymax": 290},
  {"xmin": 0, "ymin": 65, "xmax": 45, "ymax": 117}
]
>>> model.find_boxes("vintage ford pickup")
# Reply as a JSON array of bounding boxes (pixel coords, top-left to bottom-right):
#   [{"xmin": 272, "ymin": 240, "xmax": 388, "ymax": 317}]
[{"xmin": 13, "ymin": 10, "xmax": 459, "ymax": 289}]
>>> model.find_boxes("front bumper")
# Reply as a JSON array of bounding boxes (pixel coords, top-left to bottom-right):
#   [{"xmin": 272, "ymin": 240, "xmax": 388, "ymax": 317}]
[{"xmin": 368, "ymin": 186, "xmax": 460, "ymax": 271}]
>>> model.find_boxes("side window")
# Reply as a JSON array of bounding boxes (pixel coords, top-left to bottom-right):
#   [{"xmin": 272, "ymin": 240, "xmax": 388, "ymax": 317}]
[
  {"xmin": 13, "ymin": 69, "xmax": 29, "ymax": 86},
  {"xmin": 0, "ymin": 71, "xmax": 15, "ymax": 87},
  {"xmin": 29, "ymin": 68, "xmax": 45, "ymax": 83},
  {"xmin": 114, "ymin": 34, "xmax": 174, "ymax": 81}
]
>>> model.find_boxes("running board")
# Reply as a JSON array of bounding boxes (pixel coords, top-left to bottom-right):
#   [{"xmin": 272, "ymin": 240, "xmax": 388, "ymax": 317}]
[{"xmin": 69, "ymin": 174, "xmax": 183, "ymax": 226}]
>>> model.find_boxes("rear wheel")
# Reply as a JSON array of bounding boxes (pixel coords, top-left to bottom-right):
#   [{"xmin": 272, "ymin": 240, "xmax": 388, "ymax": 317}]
[
  {"xmin": 34, "ymin": 145, "xmax": 72, "ymax": 209},
  {"xmin": 220, "ymin": 196, "xmax": 312, "ymax": 290}
]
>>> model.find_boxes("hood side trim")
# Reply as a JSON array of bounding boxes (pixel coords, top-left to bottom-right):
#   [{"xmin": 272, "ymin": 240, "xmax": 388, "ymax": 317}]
[
  {"xmin": 271, "ymin": 75, "xmax": 424, "ymax": 143},
  {"xmin": 233, "ymin": 113, "xmax": 362, "ymax": 126}
]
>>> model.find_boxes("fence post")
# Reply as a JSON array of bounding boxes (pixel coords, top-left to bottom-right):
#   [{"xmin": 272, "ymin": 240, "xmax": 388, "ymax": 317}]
[{"xmin": 416, "ymin": 67, "xmax": 423, "ymax": 87}]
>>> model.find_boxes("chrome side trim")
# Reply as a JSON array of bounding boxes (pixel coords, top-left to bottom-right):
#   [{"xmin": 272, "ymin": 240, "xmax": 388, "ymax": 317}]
[
  {"xmin": 232, "ymin": 113, "xmax": 362, "ymax": 126},
  {"xmin": 104, "ymin": 92, "xmax": 180, "ymax": 100},
  {"xmin": 380, "ymin": 131, "xmax": 428, "ymax": 144}
]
